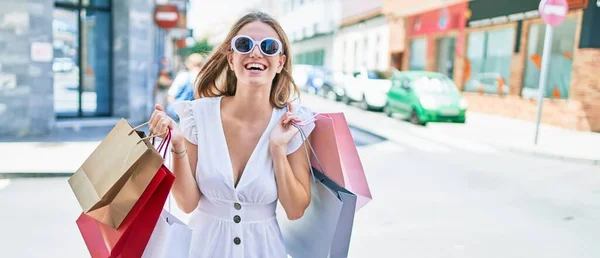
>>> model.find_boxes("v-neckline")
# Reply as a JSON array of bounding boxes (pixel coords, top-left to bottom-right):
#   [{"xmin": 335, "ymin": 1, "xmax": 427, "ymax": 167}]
[{"xmin": 217, "ymin": 96, "xmax": 276, "ymax": 189}]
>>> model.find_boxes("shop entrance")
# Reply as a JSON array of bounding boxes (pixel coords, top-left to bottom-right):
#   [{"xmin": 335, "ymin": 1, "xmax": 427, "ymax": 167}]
[{"xmin": 435, "ymin": 36, "xmax": 456, "ymax": 79}]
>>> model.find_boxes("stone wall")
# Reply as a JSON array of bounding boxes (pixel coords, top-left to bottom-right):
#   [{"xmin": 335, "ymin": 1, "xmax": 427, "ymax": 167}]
[{"xmin": 0, "ymin": 0, "xmax": 54, "ymax": 137}]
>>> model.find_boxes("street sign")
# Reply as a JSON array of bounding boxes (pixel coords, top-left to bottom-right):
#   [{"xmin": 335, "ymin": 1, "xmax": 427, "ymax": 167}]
[
  {"xmin": 534, "ymin": 0, "xmax": 568, "ymax": 144},
  {"xmin": 539, "ymin": 0, "xmax": 568, "ymax": 26},
  {"xmin": 154, "ymin": 4, "xmax": 179, "ymax": 29}
]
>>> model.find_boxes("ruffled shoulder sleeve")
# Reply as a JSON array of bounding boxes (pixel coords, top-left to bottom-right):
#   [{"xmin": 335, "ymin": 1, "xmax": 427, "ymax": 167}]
[
  {"xmin": 287, "ymin": 104, "xmax": 316, "ymax": 155},
  {"xmin": 173, "ymin": 100, "xmax": 199, "ymax": 145}
]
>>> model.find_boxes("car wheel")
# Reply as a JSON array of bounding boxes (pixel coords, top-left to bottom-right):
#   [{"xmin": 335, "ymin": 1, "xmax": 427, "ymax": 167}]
[
  {"xmin": 342, "ymin": 95, "xmax": 351, "ymax": 105},
  {"xmin": 360, "ymin": 96, "xmax": 370, "ymax": 110},
  {"xmin": 383, "ymin": 104, "xmax": 393, "ymax": 117},
  {"xmin": 410, "ymin": 109, "xmax": 426, "ymax": 126},
  {"xmin": 326, "ymin": 90, "xmax": 337, "ymax": 101}
]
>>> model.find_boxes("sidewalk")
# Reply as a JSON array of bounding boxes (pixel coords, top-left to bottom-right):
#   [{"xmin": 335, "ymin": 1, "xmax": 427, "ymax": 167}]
[
  {"xmin": 427, "ymin": 112, "xmax": 600, "ymax": 165},
  {"xmin": 0, "ymin": 126, "xmax": 113, "ymax": 178}
]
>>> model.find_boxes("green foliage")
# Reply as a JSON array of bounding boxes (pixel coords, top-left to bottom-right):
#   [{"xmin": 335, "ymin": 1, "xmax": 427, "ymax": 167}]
[{"xmin": 181, "ymin": 39, "xmax": 214, "ymax": 56}]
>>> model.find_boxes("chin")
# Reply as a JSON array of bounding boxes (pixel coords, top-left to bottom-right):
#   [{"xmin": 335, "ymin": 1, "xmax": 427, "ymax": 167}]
[{"xmin": 241, "ymin": 74, "xmax": 273, "ymax": 87}]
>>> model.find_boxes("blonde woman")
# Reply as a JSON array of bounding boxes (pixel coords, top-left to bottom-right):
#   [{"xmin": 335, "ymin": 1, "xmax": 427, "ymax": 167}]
[{"xmin": 149, "ymin": 12, "xmax": 315, "ymax": 258}]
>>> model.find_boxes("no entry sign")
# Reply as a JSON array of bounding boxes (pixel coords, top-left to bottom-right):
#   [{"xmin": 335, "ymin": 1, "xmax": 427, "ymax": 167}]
[
  {"xmin": 539, "ymin": 0, "xmax": 568, "ymax": 27},
  {"xmin": 154, "ymin": 4, "xmax": 180, "ymax": 29}
]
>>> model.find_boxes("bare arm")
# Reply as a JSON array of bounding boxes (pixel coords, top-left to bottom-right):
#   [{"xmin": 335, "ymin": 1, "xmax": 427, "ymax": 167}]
[
  {"xmin": 171, "ymin": 140, "xmax": 202, "ymax": 213},
  {"xmin": 270, "ymin": 139, "xmax": 311, "ymax": 220},
  {"xmin": 150, "ymin": 104, "xmax": 202, "ymax": 214}
]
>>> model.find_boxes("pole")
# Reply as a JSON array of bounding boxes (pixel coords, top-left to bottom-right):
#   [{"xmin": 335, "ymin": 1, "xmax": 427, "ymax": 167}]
[{"xmin": 534, "ymin": 24, "xmax": 553, "ymax": 145}]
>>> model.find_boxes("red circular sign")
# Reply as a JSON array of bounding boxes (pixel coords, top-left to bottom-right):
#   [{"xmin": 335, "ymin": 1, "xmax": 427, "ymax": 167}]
[
  {"xmin": 539, "ymin": 0, "xmax": 568, "ymax": 27},
  {"xmin": 154, "ymin": 5, "xmax": 180, "ymax": 29}
]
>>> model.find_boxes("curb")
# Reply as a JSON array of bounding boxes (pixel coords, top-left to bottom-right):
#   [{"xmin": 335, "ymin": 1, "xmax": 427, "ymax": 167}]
[
  {"xmin": 0, "ymin": 172, "xmax": 73, "ymax": 179},
  {"xmin": 491, "ymin": 144, "xmax": 600, "ymax": 166},
  {"xmin": 349, "ymin": 121, "xmax": 600, "ymax": 167}
]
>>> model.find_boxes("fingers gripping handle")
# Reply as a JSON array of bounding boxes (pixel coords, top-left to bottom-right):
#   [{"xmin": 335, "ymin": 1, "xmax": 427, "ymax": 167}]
[{"xmin": 292, "ymin": 123, "xmax": 326, "ymax": 183}]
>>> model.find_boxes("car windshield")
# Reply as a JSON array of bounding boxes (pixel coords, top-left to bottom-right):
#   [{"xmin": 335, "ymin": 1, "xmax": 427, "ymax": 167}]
[{"xmin": 412, "ymin": 76, "xmax": 458, "ymax": 94}]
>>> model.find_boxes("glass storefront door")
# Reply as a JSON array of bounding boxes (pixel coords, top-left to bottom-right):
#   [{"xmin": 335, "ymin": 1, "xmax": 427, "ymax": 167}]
[{"xmin": 53, "ymin": 0, "xmax": 111, "ymax": 117}]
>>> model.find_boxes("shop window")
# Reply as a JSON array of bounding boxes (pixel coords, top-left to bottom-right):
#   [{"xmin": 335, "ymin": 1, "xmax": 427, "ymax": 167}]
[
  {"xmin": 435, "ymin": 36, "xmax": 456, "ymax": 79},
  {"xmin": 409, "ymin": 38, "xmax": 427, "ymax": 71},
  {"xmin": 464, "ymin": 27, "xmax": 514, "ymax": 95},
  {"xmin": 294, "ymin": 49, "xmax": 325, "ymax": 66},
  {"xmin": 522, "ymin": 18, "xmax": 577, "ymax": 99},
  {"xmin": 53, "ymin": 0, "xmax": 111, "ymax": 117}
]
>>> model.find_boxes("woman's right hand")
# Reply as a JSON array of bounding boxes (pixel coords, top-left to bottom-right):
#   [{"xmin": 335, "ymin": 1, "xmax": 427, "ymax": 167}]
[{"xmin": 149, "ymin": 104, "xmax": 185, "ymax": 150}]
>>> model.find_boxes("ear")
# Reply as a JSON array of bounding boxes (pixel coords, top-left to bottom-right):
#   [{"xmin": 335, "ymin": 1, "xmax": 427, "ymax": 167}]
[
  {"xmin": 277, "ymin": 54, "xmax": 287, "ymax": 73},
  {"xmin": 227, "ymin": 52, "xmax": 234, "ymax": 70}
]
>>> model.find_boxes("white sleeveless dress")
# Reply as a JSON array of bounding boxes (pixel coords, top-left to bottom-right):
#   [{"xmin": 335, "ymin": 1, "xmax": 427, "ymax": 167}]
[{"xmin": 173, "ymin": 96, "xmax": 315, "ymax": 258}]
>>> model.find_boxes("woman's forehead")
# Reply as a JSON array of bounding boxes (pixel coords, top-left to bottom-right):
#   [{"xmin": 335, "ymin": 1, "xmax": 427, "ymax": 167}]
[{"xmin": 237, "ymin": 21, "xmax": 280, "ymax": 41}]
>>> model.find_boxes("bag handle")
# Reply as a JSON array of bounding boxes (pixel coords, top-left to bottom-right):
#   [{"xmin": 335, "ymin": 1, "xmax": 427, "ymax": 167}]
[
  {"xmin": 156, "ymin": 130, "xmax": 171, "ymax": 159},
  {"xmin": 128, "ymin": 121, "xmax": 169, "ymax": 144},
  {"xmin": 285, "ymin": 103, "xmax": 326, "ymax": 182}
]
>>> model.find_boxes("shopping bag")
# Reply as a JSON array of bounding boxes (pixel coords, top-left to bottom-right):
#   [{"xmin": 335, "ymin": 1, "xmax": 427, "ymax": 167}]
[
  {"xmin": 309, "ymin": 113, "xmax": 372, "ymax": 210},
  {"xmin": 68, "ymin": 119, "xmax": 164, "ymax": 228},
  {"xmin": 76, "ymin": 131, "xmax": 175, "ymax": 258},
  {"xmin": 142, "ymin": 210, "xmax": 192, "ymax": 258},
  {"xmin": 142, "ymin": 148, "xmax": 192, "ymax": 258},
  {"xmin": 278, "ymin": 124, "xmax": 357, "ymax": 258}
]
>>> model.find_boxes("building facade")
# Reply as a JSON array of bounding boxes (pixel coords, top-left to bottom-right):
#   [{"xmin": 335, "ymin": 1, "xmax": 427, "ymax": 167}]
[
  {"xmin": 390, "ymin": 0, "xmax": 600, "ymax": 132},
  {"xmin": 460, "ymin": 0, "xmax": 600, "ymax": 132},
  {"xmin": 277, "ymin": 0, "xmax": 342, "ymax": 68},
  {"xmin": 0, "ymin": 0, "xmax": 182, "ymax": 137},
  {"xmin": 333, "ymin": 0, "xmax": 391, "ymax": 73}
]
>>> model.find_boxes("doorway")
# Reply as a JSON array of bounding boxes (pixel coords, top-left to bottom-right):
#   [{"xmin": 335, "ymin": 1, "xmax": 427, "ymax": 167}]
[{"xmin": 435, "ymin": 36, "xmax": 456, "ymax": 78}]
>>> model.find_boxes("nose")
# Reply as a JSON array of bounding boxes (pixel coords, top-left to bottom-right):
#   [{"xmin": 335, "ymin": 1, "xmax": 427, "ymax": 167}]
[{"xmin": 249, "ymin": 43, "xmax": 263, "ymax": 58}]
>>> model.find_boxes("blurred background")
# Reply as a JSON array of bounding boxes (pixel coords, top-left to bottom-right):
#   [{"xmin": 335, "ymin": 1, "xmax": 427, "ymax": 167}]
[{"xmin": 1, "ymin": 0, "xmax": 600, "ymax": 257}]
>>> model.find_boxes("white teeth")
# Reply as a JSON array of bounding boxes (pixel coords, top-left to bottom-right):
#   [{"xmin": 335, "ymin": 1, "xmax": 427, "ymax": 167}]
[{"xmin": 245, "ymin": 63, "xmax": 265, "ymax": 70}]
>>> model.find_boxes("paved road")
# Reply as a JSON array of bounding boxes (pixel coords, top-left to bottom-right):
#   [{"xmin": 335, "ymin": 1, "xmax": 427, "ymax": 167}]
[{"xmin": 1, "ymin": 94, "xmax": 599, "ymax": 258}]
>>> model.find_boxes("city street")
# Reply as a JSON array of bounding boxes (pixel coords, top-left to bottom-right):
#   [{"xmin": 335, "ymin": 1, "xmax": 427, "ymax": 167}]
[{"xmin": 1, "ymin": 94, "xmax": 599, "ymax": 257}]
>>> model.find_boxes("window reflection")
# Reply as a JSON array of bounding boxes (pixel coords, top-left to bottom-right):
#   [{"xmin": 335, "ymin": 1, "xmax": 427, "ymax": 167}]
[
  {"xmin": 522, "ymin": 18, "xmax": 577, "ymax": 99},
  {"xmin": 53, "ymin": 9, "xmax": 80, "ymax": 117},
  {"xmin": 464, "ymin": 28, "xmax": 514, "ymax": 95},
  {"xmin": 409, "ymin": 38, "xmax": 427, "ymax": 71},
  {"xmin": 82, "ymin": 11, "xmax": 111, "ymax": 116},
  {"xmin": 53, "ymin": 1, "xmax": 111, "ymax": 117}
]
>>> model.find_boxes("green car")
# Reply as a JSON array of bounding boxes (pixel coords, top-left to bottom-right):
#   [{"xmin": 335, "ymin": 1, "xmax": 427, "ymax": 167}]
[{"xmin": 383, "ymin": 71, "xmax": 468, "ymax": 125}]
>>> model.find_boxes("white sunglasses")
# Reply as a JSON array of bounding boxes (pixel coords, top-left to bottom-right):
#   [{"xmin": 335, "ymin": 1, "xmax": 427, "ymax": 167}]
[{"xmin": 230, "ymin": 35, "xmax": 284, "ymax": 56}]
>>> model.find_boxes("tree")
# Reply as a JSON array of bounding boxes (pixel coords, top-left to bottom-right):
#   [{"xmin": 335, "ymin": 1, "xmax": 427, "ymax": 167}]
[{"xmin": 181, "ymin": 39, "xmax": 214, "ymax": 57}]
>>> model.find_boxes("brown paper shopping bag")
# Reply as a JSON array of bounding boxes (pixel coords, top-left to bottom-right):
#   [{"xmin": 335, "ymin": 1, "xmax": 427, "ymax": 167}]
[{"xmin": 68, "ymin": 119, "xmax": 164, "ymax": 229}]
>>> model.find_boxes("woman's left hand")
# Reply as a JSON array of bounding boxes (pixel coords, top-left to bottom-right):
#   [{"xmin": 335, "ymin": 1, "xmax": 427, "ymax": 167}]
[{"xmin": 269, "ymin": 102, "xmax": 302, "ymax": 150}]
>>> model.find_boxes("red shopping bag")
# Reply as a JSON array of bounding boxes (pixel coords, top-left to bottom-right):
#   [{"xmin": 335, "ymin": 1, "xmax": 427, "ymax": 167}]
[
  {"xmin": 76, "ymin": 132, "xmax": 175, "ymax": 258},
  {"xmin": 308, "ymin": 113, "xmax": 372, "ymax": 210}
]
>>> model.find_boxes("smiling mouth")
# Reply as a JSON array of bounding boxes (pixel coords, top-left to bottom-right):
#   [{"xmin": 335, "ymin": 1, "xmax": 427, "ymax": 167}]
[{"xmin": 245, "ymin": 63, "xmax": 266, "ymax": 71}]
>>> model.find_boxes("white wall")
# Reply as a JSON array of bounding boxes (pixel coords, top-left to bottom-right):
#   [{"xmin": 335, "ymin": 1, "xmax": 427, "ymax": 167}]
[
  {"xmin": 333, "ymin": 15, "xmax": 390, "ymax": 72},
  {"xmin": 276, "ymin": 0, "xmax": 342, "ymax": 67}
]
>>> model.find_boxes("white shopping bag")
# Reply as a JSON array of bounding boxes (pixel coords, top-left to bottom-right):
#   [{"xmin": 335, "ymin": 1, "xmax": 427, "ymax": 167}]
[
  {"xmin": 142, "ymin": 210, "xmax": 192, "ymax": 258},
  {"xmin": 143, "ymin": 148, "xmax": 192, "ymax": 258}
]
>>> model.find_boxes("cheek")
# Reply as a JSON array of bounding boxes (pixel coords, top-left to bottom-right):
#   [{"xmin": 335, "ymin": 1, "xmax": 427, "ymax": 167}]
[{"xmin": 268, "ymin": 57, "xmax": 282, "ymax": 70}]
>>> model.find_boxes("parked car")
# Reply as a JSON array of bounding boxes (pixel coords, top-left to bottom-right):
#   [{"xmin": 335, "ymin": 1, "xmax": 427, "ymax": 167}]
[
  {"xmin": 292, "ymin": 64, "xmax": 328, "ymax": 95},
  {"xmin": 343, "ymin": 69, "xmax": 395, "ymax": 110},
  {"xmin": 316, "ymin": 69, "xmax": 347, "ymax": 102},
  {"xmin": 384, "ymin": 71, "xmax": 468, "ymax": 125}
]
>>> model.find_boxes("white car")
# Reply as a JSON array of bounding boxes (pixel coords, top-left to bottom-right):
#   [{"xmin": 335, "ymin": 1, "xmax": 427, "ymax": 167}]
[{"xmin": 342, "ymin": 69, "xmax": 395, "ymax": 111}]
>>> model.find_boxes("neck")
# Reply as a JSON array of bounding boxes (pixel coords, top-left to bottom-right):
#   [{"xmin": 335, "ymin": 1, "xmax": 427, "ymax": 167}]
[{"xmin": 226, "ymin": 82, "xmax": 273, "ymax": 121}]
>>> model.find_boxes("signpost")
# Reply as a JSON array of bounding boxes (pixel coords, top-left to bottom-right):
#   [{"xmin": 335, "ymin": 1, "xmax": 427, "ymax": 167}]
[
  {"xmin": 154, "ymin": 4, "xmax": 180, "ymax": 29},
  {"xmin": 534, "ymin": 0, "xmax": 568, "ymax": 145}
]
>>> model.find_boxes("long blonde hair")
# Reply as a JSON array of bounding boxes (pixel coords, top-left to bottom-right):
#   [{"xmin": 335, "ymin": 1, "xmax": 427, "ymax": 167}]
[{"xmin": 195, "ymin": 12, "xmax": 299, "ymax": 109}]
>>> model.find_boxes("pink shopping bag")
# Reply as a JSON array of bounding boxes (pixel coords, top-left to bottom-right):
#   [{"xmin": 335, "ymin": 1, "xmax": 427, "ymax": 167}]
[{"xmin": 307, "ymin": 112, "xmax": 372, "ymax": 210}]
